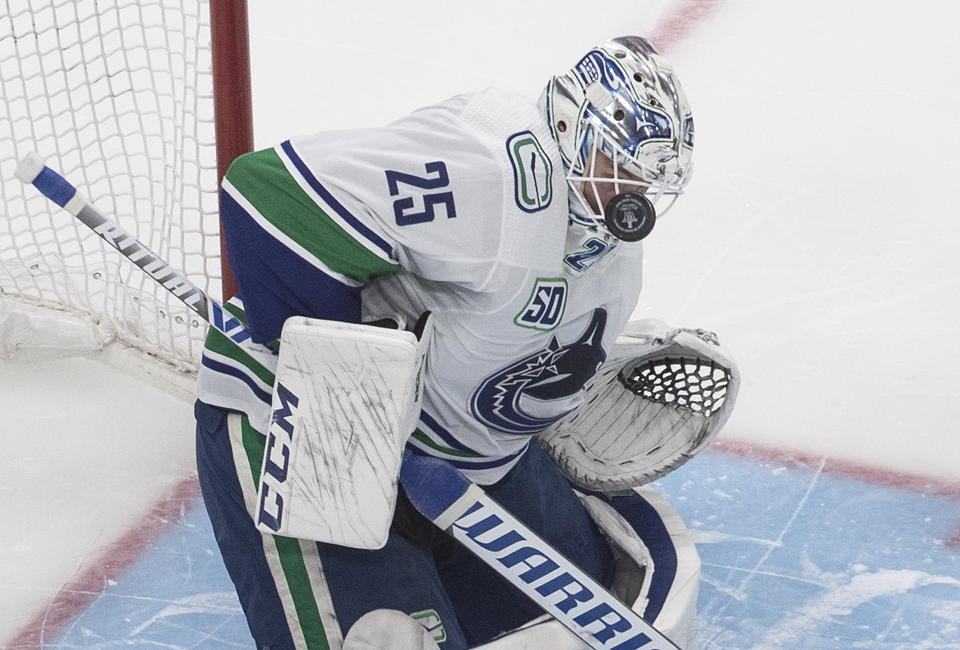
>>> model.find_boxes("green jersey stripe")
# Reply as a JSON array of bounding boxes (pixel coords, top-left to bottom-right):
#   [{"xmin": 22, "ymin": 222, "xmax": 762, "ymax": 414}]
[
  {"xmin": 411, "ymin": 430, "xmax": 485, "ymax": 458},
  {"xmin": 225, "ymin": 149, "xmax": 399, "ymax": 284},
  {"xmin": 227, "ymin": 415, "xmax": 308, "ymax": 648},
  {"xmin": 277, "ymin": 141, "xmax": 395, "ymax": 264},
  {"xmin": 273, "ymin": 536, "xmax": 331, "ymax": 649},
  {"xmin": 239, "ymin": 417, "xmax": 331, "ymax": 649},
  {"xmin": 240, "ymin": 415, "xmax": 265, "ymax": 484},
  {"xmin": 222, "ymin": 178, "xmax": 362, "ymax": 288},
  {"xmin": 204, "ymin": 327, "xmax": 276, "ymax": 388},
  {"xmin": 223, "ymin": 298, "xmax": 248, "ymax": 322}
]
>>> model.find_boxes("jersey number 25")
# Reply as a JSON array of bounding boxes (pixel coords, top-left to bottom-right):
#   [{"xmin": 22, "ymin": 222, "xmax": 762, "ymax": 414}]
[{"xmin": 385, "ymin": 161, "xmax": 458, "ymax": 226}]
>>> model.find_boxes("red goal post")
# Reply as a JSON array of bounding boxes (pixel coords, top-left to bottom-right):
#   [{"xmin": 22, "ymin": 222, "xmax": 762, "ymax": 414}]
[
  {"xmin": 0, "ymin": 0, "xmax": 252, "ymax": 369},
  {"xmin": 210, "ymin": 0, "xmax": 252, "ymax": 302}
]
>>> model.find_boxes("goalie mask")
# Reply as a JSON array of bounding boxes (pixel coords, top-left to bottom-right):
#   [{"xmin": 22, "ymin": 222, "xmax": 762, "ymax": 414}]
[{"xmin": 543, "ymin": 36, "xmax": 694, "ymax": 242}]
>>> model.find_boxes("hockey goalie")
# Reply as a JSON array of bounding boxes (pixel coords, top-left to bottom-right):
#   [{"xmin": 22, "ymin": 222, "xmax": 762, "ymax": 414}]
[{"xmin": 193, "ymin": 36, "xmax": 738, "ymax": 650}]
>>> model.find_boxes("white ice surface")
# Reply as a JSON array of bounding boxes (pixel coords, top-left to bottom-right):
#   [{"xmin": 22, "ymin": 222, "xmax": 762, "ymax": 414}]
[{"xmin": 0, "ymin": 345, "xmax": 196, "ymax": 642}]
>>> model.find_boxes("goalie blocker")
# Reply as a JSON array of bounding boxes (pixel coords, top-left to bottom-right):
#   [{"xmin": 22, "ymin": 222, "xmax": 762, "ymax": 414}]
[{"xmin": 257, "ymin": 313, "xmax": 433, "ymax": 549}]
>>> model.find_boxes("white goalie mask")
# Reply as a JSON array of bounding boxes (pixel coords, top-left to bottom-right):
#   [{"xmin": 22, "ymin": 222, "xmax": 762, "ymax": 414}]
[{"xmin": 543, "ymin": 36, "xmax": 694, "ymax": 242}]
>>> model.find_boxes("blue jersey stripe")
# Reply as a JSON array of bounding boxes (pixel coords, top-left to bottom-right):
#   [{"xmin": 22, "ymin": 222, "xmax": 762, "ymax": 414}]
[
  {"xmin": 201, "ymin": 354, "xmax": 273, "ymax": 405},
  {"xmin": 419, "ymin": 410, "xmax": 479, "ymax": 454},
  {"xmin": 280, "ymin": 140, "xmax": 395, "ymax": 259},
  {"xmin": 437, "ymin": 442, "xmax": 530, "ymax": 470},
  {"xmin": 220, "ymin": 189, "xmax": 363, "ymax": 342}
]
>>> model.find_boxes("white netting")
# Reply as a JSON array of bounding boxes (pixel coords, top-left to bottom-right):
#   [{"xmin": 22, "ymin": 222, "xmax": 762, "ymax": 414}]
[
  {"xmin": 0, "ymin": 0, "xmax": 220, "ymax": 369},
  {"xmin": 618, "ymin": 346, "xmax": 733, "ymax": 418}
]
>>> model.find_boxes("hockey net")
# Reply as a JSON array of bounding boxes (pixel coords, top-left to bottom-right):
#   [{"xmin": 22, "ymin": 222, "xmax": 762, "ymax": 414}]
[{"xmin": 0, "ymin": 0, "xmax": 247, "ymax": 371}]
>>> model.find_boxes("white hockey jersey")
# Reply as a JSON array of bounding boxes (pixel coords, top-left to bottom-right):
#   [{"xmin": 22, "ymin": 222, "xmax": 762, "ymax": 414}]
[{"xmin": 197, "ymin": 87, "xmax": 644, "ymax": 484}]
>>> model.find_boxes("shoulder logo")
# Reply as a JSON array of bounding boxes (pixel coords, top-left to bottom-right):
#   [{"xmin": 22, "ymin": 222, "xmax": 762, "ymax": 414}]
[
  {"xmin": 514, "ymin": 277, "xmax": 567, "ymax": 331},
  {"xmin": 506, "ymin": 131, "xmax": 552, "ymax": 213}
]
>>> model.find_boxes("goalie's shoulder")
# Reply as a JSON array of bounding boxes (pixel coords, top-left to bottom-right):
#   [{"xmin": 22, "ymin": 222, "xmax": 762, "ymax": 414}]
[
  {"xmin": 441, "ymin": 87, "xmax": 570, "ymax": 275},
  {"xmin": 295, "ymin": 88, "xmax": 568, "ymax": 282},
  {"xmin": 387, "ymin": 87, "xmax": 569, "ymax": 271}
]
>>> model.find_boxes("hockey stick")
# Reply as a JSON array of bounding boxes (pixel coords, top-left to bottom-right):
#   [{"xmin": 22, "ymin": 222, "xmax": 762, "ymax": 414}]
[
  {"xmin": 14, "ymin": 152, "xmax": 277, "ymax": 371},
  {"xmin": 401, "ymin": 451, "xmax": 680, "ymax": 650},
  {"xmin": 16, "ymin": 153, "xmax": 680, "ymax": 650}
]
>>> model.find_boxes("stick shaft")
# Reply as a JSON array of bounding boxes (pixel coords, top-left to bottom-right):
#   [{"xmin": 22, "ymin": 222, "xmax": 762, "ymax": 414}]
[
  {"xmin": 15, "ymin": 153, "xmax": 276, "ymax": 368},
  {"xmin": 400, "ymin": 452, "xmax": 681, "ymax": 650}
]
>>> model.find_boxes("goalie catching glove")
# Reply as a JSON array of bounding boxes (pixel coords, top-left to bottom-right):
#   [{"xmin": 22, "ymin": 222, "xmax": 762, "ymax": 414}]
[{"xmin": 540, "ymin": 319, "xmax": 739, "ymax": 493}]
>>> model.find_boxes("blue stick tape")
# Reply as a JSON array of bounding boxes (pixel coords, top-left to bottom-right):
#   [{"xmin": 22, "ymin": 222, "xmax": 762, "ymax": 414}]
[{"xmin": 33, "ymin": 166, "xmax": 77, "ymax": 208}]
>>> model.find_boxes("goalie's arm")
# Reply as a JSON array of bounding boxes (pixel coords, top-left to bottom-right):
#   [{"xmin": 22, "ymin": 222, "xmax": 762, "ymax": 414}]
[{"xmin": 216, "ymin": 145, "xmax": 402, "ymax": 343}]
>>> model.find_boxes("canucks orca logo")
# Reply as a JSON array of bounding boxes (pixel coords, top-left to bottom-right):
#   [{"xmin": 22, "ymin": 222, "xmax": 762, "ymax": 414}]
[{"xmin": 470, "ymin": 309, "xmax": 608, "ymax": 435}]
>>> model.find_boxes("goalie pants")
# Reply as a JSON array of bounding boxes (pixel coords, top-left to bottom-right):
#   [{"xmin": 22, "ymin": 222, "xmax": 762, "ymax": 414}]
[{"xmin": 196, "ymin": 401, "xmax": 682, "ymax": 649}]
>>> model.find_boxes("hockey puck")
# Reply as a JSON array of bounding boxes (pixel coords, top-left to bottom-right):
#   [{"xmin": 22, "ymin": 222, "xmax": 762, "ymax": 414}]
[{"xmin": 603, "ymin": 192, "xmax": 656, "ymax": 241}]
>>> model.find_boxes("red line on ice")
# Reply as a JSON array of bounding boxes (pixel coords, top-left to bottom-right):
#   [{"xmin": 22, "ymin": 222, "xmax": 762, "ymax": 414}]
[
  {"xmin": 708, "ymin": 437, "xmax": 960, "ymax": 500},
  {"xmin": 3, "ymin": 476, "xmax": 202, "ymax": 650},
  {"xmin": 708, "ymin": 438, "xmax": 960, "ymax": 549},
  {"xmin": 650, "ymin": 0, "xmax": 721, "ymax": 52},
  {"xmin": 947, "ymin": 528, "xmax": 960, "ymax": 550}
]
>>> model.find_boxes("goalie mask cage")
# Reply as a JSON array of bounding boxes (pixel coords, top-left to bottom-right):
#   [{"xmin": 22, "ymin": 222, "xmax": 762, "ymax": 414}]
[{"xmin": 0, "ymin": 0, "xmax": 250, "ymax": 370}]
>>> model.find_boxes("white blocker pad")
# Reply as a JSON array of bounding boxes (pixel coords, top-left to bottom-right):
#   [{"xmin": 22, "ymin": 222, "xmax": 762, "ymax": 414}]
[
  {"xmin": 540, "ymin": 319, "xmax": 740, "ymax": 492},
  {"xmin": 255, "ymin": 315, "xmax": 432, "ymax": 549}
]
